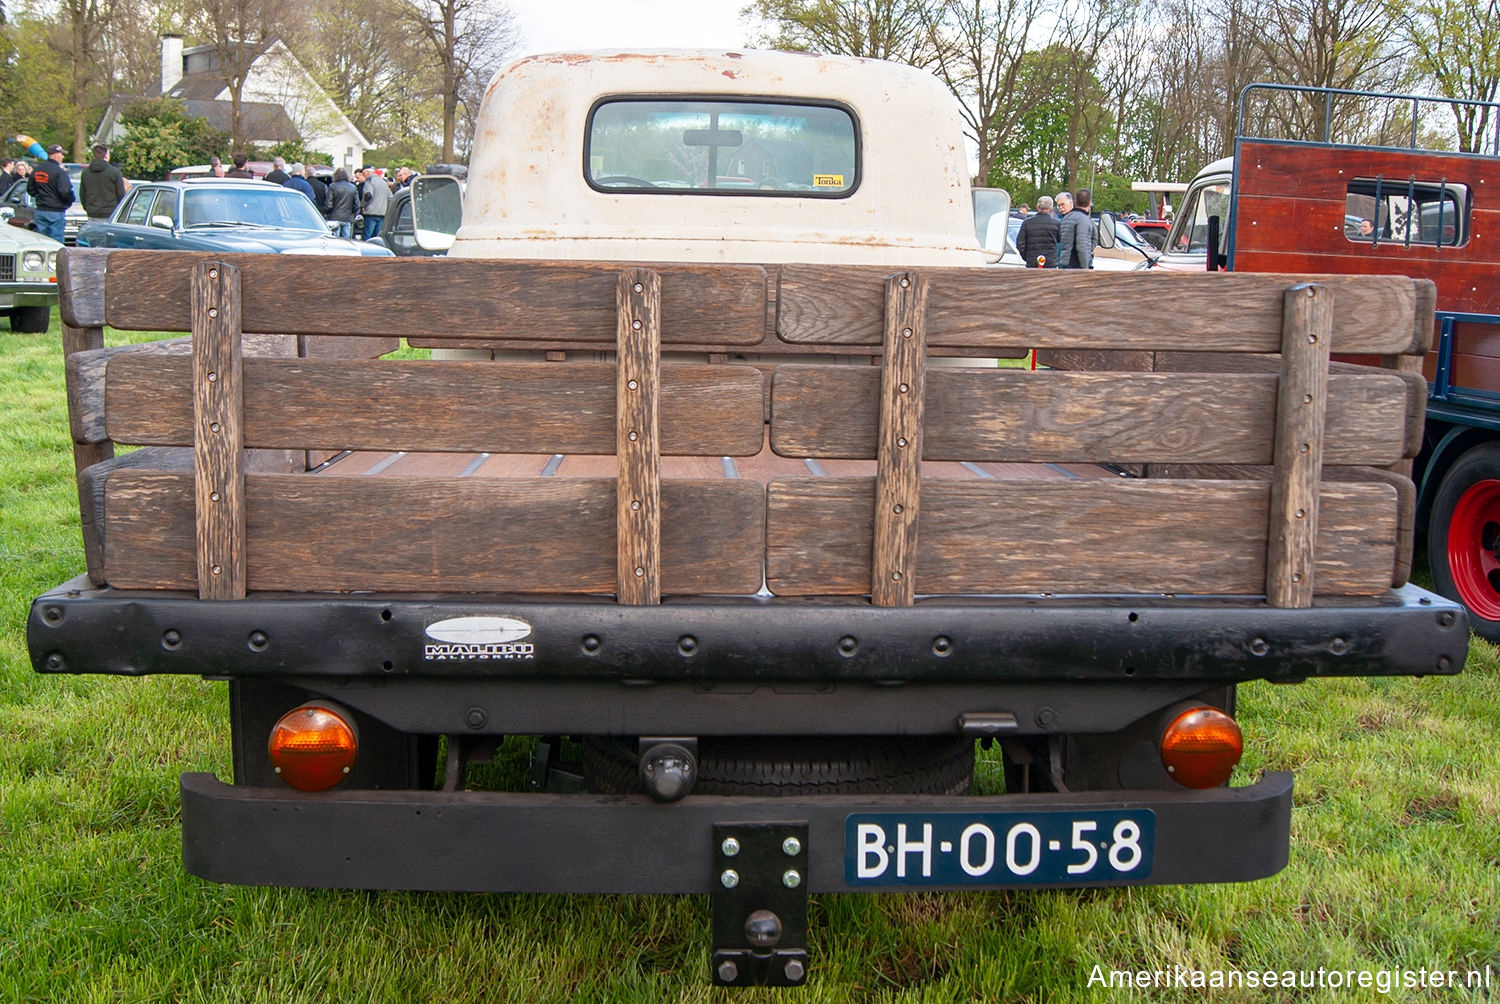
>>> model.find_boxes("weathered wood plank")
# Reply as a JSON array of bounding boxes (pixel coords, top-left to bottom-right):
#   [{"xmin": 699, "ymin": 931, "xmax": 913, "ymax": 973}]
[
  {"xmin": 771, "ymin": 367, "xmax": 1408, "ymax": 465},
  {"xmin": 58, "ymin": 248, "xmax": 108, "ymax": 329},
  {"xmin": 617, "ymin": 269, "xmax": 661, "ymax": 605},
  {"xmin": 102, "ymin": 356, "xmax": 765, "ymax": 456},
  {"xmin": 101, "ymin": 473, "xmax": 766, "ymax": 595},
  {"xmin": 1152, "ymin": 352, "xmax": 1427, "ymax": 461},
  {"xmin": 777, "ymin": 267, "xmax": 1424, "ymax": 354},
  {"xmin": 765, "ymin": 477, "xmax": 1398, "ymax": 597},
  {"xmin": 871, "ymin": 273, "xmax": 927, "ymax": 607},
  {"xmin": 60, "ymin": 325, "xmax": 112, "ymax": 475},
  {"xmin": 101, "ymin": 252, "xmax": 767, "ymax": 345},
  {"xmin": 192, "ymin": 262, "xmax": 247, "ymax": 600},
  {"xmin": 1266, "ymin": 284, "xmax": 1332, "ymax": 607}
]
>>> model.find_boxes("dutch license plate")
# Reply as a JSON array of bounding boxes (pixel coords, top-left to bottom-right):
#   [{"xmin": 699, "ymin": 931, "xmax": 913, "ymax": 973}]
[{"xmin": 844, "ymin": 809, "xmax": 1155, "ymax": 886}]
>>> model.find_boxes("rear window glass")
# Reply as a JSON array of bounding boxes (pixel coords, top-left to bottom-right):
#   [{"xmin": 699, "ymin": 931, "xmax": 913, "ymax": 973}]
[{"xmin": 586, "ymin": 99, "xmax": 859, "ymax": 196}]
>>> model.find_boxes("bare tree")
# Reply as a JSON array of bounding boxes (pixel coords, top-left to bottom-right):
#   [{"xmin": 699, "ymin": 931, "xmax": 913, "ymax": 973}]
[
  {"xmin": 184, "ymin": 0, "xmax": 305, "ymax": 148},
  {"xmin": 306, "ymin": 0, "xmax": 422, "ymax": 145},
  {"xmin": 927, "ymin": 0, "xmax": 1056, "ymax": 184},
  {"xmin": 400, "ymin": 0, "xmax": 518, "ymax": 162},
  {"xmin": 1398, "ymin": 0, "xmax": 1500, "ymax": 152},
  {"xmin": 52, "ymin": 0, "xmax": 117, "ymax": 156},
  {"xmin": 746, "ymin": 0, "xmax": 944, "ymax": 63}
]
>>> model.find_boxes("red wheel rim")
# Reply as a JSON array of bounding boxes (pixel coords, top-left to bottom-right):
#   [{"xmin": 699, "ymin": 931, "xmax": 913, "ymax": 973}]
[{"xmin": 1448, "ymin": 478, "xmax": 1500, "ymax": 621}]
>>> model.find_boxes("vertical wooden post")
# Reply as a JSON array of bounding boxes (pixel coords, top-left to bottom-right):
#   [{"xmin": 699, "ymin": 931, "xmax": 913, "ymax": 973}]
[
  {"xmin": 1266, "ymin": 283, "xmax": 1331, "ymax": 607},
  {"xmin": 192, "ymin": 261, "xmax": 247, "ymax": 600},
  {"xmin": 616, "ymin": 269, "xmax": 661, "ymax": 605},
  {"xmin": 61, "ymin": 325, "xmax": 113, "ymax": 475},
  {"xmin": 871, "ymin": 272, "xmax": 929, "ymax": 607}
]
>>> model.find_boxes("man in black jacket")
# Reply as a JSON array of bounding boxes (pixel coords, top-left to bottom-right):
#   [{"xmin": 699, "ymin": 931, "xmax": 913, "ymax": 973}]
[
  {"xmin": 1015, "ymin": 195, "xmax": 1060, "ymax": 268},
  {"xmin": 80, "ymin": 144, "xmax": 128, "ymax": 221},
  {"xmin": 27, "ymin": 144, "xmax": 73, "ymax": 242}
]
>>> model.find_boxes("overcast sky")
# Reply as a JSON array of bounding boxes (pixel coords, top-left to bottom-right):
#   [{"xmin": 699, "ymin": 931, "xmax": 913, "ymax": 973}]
[{"xmin": 506, "ymin": 0, "xmax": 760, "ymax": 58}]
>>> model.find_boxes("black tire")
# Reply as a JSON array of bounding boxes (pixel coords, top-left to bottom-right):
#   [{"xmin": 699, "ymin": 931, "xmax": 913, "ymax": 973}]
[
  {"xmin": 10, "ymin": 305, "xmax": 50, "ymax": 333},
  {"xmin": 583, "ymin": 735, "xmax": 974, "ymax": 796},
  {"xmin": 1428, "ymin": 442, "xmax": 1500, "ymax": 642}
]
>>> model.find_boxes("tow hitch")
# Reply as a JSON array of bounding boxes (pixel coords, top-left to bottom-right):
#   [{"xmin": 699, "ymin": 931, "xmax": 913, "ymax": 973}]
[{"xmin": 711, "ymin": 822, "xmax": 809, "ymax": 986}]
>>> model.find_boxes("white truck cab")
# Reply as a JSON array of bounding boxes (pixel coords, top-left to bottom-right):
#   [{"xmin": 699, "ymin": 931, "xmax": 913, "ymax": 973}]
[{"xmin": 417, "ymin": 49, "xmax": 1005, "ymax": 267}]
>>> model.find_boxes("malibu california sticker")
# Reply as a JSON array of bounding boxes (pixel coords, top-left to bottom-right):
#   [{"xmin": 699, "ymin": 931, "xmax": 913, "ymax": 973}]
[{"xmin": 424, "ymin": 616, "xmax": 536, "ymax": 661}]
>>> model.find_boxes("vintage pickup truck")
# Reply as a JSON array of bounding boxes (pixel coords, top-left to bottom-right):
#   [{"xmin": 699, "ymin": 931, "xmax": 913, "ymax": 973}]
[{"xmin": 28, "ymin": 50, "xmax": 1467, "ymax": 986}]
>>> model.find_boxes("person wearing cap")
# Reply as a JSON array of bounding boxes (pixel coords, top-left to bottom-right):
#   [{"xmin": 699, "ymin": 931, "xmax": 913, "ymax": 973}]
[
  {"xmin": 27, "ymin": 144, "xmax": 74, "ymax": 242},
  {"xmin": 80, "ymin": 143, "xmax": 128, "ymax": 221}
]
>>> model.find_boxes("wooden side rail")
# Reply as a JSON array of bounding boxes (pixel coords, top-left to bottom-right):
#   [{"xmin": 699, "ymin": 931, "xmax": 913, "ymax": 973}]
[{"xmin": 60, "ymin": 250, "xmax": 1431, "ymax": 603}]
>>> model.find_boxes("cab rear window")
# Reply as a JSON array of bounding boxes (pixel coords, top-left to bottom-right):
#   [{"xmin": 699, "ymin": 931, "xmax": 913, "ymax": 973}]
[{"xmin": 585, "ymin": 99, "xmax": 859, "ymax": 196}]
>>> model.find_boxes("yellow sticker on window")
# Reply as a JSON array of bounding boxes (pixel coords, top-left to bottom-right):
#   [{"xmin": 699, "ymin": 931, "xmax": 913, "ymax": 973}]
[{"xmin": 812, "ymin": 174, "xmax": 846, "ymax": 188}]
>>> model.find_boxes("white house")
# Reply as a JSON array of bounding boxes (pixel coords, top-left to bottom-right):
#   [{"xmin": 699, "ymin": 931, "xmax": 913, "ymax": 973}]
[{"xmin": 95, "ymin": 35, "xmax": 372, "ymax": 171}]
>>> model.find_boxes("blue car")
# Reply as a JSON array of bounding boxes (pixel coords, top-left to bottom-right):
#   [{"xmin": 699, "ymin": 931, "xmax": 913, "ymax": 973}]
[{"xmin": 77, "ymin": 178, "xmax": 393, "ymax": 257}]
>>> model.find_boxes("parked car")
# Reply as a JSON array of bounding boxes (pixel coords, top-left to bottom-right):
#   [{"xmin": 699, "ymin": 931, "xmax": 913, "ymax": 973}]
[
  {"xmin": 76, "ymin": 179, "xmax": 394, "ymax": 256},
  {"xmin": 367, "ymin": 176, "xmax": 463, "ymax": 257},
  {"xmin": 0, "ymin": 222, "xmax": 61, "ymax": 331},
  {"xmin": 1128, "ymin": 218, "xmax": 1171, "ymax": 250},
  {"xmin": 1093, "ymin": 214, "xmax": 1160, "ymax": 270},
  {"xmin": 0, "ymin": 164, "xmax": 89, "ymax": 245},
  {"xmin": 168, "ymin": 162, "xmax": 275, "ymax": 181}
]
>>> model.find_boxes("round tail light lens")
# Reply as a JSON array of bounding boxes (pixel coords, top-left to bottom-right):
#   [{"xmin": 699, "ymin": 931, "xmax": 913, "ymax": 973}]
[
  {"xmin": 268, "ymin": 704, "xmax": 358, "ymax": 791},
  {"xmin": 1160, "ymin": 706, "xmax": 1242, "ymax": 789}
]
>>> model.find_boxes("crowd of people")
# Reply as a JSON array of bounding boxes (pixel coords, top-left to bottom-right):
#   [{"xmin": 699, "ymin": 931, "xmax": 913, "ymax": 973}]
[
  {"xmin": 1013, "ymin": 188, "xmax": 1096, "ymax": 269},
  {"xmin": 0, "ymin": 145, "xmax": 416, "ymax": 243},
  {"xmin": 210, "ymin": 154, "xmax": 414, "ymax": 239}
]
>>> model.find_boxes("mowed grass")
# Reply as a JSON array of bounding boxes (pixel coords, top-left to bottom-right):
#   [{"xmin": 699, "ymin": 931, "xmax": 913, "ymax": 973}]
[{"xmin": 1, "ymin": 313, "xmax": 1497, "ymax": 1002}]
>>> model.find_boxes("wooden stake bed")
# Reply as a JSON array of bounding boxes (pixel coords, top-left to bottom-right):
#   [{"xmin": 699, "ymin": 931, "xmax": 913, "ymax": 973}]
[{"xmin": 58, "ymin": 250, "xmax": 1432, "ymax": 608}]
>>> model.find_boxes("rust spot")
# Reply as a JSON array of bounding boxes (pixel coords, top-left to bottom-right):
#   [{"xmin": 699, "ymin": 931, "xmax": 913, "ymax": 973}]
[{"xmin": 722, "ymin": 70, "xmax": 737, "ymax": 79}]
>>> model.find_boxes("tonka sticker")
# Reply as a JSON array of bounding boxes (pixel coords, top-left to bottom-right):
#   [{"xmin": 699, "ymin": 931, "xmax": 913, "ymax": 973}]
[{"xmin": 812, "ymin": 174, "xmax": 846, "ymax": 188}]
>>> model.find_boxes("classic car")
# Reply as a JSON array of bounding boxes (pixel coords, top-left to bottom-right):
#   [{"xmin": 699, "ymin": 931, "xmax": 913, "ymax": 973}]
[
  {"xmin": 0, "ymin": 222, "xmax": 60, "ymax": 331},
  {"xmin": 1, "ymin": 164, "xmax": 89, "ymax": 245},
  {"xmin": 76, "ymin": 179, "xmax": 393, "ymax": 256}
]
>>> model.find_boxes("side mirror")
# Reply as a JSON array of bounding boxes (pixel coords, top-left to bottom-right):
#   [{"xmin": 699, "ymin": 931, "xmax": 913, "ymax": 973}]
[
  {"xmin": 970, "ymin": 187, "xmax": 1013, "ymax": 258},
  {"xmin": 149, "ymin": 214, "xmax": 175, "ymax": 230},
  {"xmin": 1095, "ymin": 212, "xmax": 1117, "ymax": 249},
  {"xmin": 411, "ymin": 174, "xmax": 462, "ymax": 252}
]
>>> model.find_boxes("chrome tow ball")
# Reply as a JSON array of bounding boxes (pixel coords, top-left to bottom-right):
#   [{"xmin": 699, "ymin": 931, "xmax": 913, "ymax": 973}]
[{"xmin": 638, "ymin": 741, "xmax": 697, "ymax": 802}]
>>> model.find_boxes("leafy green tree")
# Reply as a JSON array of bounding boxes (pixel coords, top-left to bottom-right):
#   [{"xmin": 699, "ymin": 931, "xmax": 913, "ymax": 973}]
[
  {"xmin": 111, "ymin": 97, "xmax": 229, "ymax": 179},
  {"xmin": 1396, "ymin": 0, "xmax": 1500, "ymax": 152},
  {"xmin": 0, "ymin": 15, "xmax": 75, "ymax": 153},
  {"xmin": 746, "ymin": 0, "xmax": 942, "ymax": 64}
]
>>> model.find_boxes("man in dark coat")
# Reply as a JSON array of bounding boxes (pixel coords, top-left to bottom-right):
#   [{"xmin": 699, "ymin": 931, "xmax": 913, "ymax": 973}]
[
  {"xmin": 325, "ymin": 168, "xmax": 359, "ymax": 239},
  {"xmin": 80, "ymin": 144, "xmax": 128, "ymax": 220},
  {"xmin": 27, "ymin": 144, "xmax": 74, "ymax": 242},
  {"xmin": 1015, "ymin": 195, "xmax": 1060, "ymax": 268}
]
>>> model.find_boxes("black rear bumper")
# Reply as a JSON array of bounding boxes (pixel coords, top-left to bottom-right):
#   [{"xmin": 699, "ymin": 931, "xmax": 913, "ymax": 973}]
[
  {"xmin": 180, "ymin": 771, "xmax": 1294, "ymax": 893},
  {"xmin": 31, "ymin": 580, "xmax": 1467, "ymax": 684}
]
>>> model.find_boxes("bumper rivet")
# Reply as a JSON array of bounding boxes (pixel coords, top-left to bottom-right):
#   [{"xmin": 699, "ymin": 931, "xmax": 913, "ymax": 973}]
[
  {"xmin": 782, "ymin": 836, "xmax": 801, "ymax": 856},
  {"xmin": 721, "ymin": 837, "xmax": 740, "ymax": 857},
  {"xmin": 782, "ymin": 869, "xmax": 801, "ymax": 889},
  {"xmin": 717, "ymin": 960, "xmax": 738, "ymax": 983},
  {"xmin": 720, "ymin": 869, "xmax": 739, "ymax": 888},
  {"xmin": 784, "ymin": 959, "xmax": 805, "ymax": 981}
]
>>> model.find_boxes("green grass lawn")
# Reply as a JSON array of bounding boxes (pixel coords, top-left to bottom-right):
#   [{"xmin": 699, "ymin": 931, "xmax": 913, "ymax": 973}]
[{"xmin": 1, "ymin": 312, "xmax": 1497, "ymax": 1002}]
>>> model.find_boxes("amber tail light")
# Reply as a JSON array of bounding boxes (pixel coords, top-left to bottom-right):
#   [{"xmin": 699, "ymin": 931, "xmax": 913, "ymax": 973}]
[
  {"xmin": 267, "ymin": 703, "xmax": 358, "ymax": 791},
  {"xmin": 1159, "ymin": 706, "xmax": 1243, "ymax": 789}
]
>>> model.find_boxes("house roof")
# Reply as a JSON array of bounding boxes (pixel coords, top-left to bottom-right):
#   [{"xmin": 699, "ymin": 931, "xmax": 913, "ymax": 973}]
[
  {"xmin": 182, "ymin": 100, "xmax": 299, "ymax": 142},
  {"xmin": 167, "ymin": 73, "xmax": 228, "ymax": 102}
]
